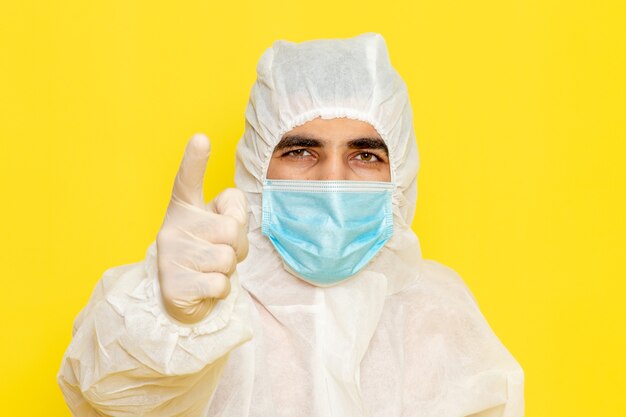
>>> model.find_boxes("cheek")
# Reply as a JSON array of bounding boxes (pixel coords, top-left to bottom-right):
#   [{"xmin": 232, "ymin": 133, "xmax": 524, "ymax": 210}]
[
  {"xmin": 349, "ymin": 162, "xmax": 391, "ymax": 182},
  {"xmin": 266, "ymin": 158, "xmax": 314, "ymax": 180},
  {"xmin": 265, "ymin": 159, "xmax": 284, "ymax": 179}
]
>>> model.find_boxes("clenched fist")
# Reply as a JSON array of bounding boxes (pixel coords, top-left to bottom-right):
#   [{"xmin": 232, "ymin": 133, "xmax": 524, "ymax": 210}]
[{"xmin": 156, "ymin": 133, "xmax": 249, "ymax": 324}]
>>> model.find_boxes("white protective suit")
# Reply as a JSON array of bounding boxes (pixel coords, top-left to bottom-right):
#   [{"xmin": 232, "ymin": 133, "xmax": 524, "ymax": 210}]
[{"xmin": 58, "ymin": 33, "xmax": 524, "ymax": 417}]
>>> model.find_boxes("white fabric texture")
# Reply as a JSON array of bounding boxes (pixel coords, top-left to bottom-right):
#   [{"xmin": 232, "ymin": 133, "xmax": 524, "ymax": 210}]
[{"xmin": 58, "ymin": 33, "xmax": 524, "ymax": 416}]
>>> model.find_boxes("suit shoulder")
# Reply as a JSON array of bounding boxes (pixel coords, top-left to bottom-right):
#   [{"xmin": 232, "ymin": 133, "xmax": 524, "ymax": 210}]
[{"xmin": 407, "ymin": 259, "xmax": 479, "ymax": 308}]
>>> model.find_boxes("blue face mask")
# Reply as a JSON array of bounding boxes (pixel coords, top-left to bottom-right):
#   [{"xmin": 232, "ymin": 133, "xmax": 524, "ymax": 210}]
[{"xmin": 261, "ymin": 179, "xmax": 394, "ymax": 286}]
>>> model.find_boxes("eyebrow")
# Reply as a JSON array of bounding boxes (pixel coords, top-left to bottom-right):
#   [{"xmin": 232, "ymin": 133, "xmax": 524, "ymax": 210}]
[
  {"xmin": 347, "ymin": 138, "xmax": 388, "ymax": 155},
  {"xmin": 273, "ymin": 136, "xmax": 323, "ymax": 151},
  {"xmin": 274, "ymin": 135, "xmax": 388, "ymax": 155}
]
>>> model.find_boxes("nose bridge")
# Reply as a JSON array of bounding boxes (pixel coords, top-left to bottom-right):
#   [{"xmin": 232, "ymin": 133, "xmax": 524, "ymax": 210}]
[{"xmin": 320, "ymin": 151, "xmax": 349, "ymax": 180}]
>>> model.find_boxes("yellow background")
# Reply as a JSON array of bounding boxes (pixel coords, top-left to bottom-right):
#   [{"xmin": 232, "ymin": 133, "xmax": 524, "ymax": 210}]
[{"xmin": 1, "ymin": 1, "xmax": 624, "ymax": 415}]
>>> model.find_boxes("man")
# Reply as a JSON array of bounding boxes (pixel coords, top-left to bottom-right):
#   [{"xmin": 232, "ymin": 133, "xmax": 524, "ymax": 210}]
[{"xmin": 58, "ymin": 33, "xmax": 524, "ymax": 416}]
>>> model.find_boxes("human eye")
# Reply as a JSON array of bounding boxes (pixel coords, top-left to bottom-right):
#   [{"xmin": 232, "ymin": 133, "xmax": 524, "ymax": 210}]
[
  {"xmin": 282, "ymin": 148, "xmax": 313, "ymax": 159},
  {"xmin": 353, "ymin": 152, "xmax": 382, "ymax": 163}
]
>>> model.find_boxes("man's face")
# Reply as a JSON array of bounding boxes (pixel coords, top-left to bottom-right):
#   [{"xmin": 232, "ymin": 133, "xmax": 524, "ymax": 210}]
[{"xmin": 266, "ymin": 117, "xmax": 391, "ymax": 181}]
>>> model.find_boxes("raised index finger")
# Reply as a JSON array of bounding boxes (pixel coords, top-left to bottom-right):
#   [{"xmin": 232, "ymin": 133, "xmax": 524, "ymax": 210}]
[{"xmin": 171, "ymin": 133, "xmax": 211, "ymax": 208}]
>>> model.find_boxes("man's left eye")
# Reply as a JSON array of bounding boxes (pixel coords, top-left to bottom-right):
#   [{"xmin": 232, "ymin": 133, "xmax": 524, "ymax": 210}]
[{"xmin": 354, "ymin": 152, "xmax": 380, "ymax": 162}]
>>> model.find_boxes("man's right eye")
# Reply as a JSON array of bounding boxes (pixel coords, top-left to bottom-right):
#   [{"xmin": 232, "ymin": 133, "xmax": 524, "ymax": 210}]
[{"xmin": 283, "ymin": 149, "xmax": 312, "ymax": 158}]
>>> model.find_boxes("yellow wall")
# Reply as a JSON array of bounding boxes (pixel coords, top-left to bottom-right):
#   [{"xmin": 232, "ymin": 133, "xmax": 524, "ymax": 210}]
[{"xmin": 1, "ymin": 1, "xmax": 624, "ymax": 415}]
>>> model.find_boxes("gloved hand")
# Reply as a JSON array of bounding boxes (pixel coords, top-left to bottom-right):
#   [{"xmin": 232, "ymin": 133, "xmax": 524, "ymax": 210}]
[{"xmin": 156, "ymin": 133, "xmax": 249, "ymax": 324}]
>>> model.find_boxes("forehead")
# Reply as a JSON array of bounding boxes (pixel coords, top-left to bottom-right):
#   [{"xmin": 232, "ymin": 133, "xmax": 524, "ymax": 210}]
[{"xmin": 281, "ymin": 117, "xmax": 382, "ymax": 143}]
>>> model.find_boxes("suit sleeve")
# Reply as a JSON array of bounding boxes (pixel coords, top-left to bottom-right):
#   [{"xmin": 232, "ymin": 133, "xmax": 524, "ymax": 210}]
[
  {"xmin": 410, "ymin": 260, "xmax": 525, "ymax": 417},
  {"xmin": 57, "ymin": 242, "xmax": 253, "ymax": 417}
]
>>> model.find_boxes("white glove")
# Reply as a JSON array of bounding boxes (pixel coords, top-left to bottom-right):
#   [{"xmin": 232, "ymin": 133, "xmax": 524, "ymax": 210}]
[{"xmin": 156, "ymin": 133, "xmax": 249, "ymax": 324}]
